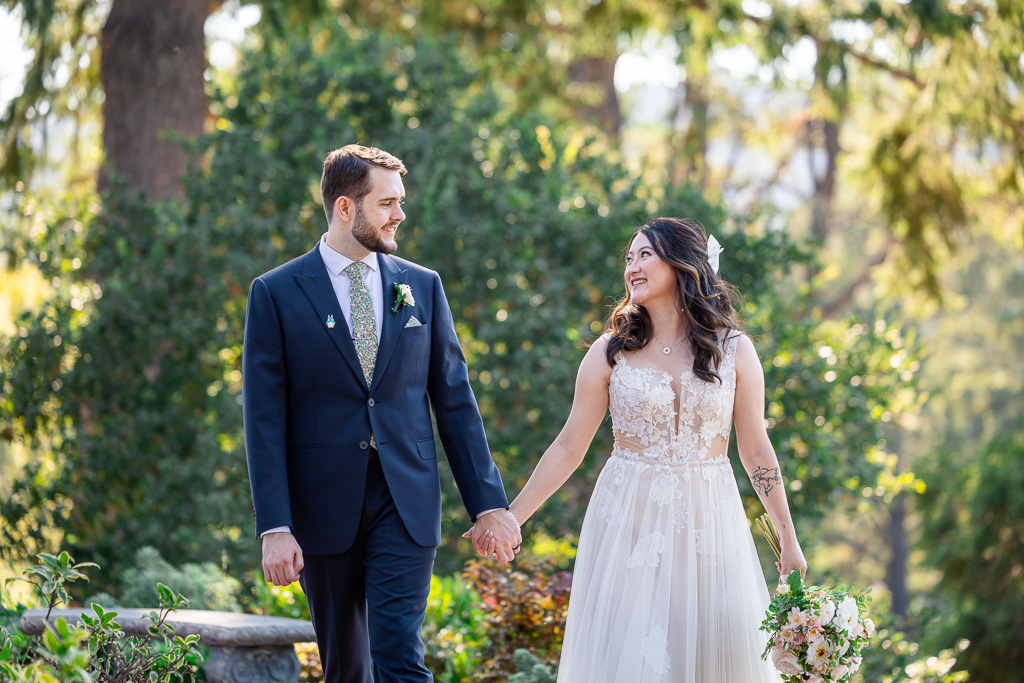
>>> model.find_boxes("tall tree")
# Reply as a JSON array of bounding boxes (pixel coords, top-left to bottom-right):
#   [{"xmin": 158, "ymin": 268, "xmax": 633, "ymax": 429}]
[
  {"xmin": 1, "ymin": 0, "xmax": 325, "ymax": 196},
  {"xmin": 98, "ymin": 0, "xmax": 211, "ymax": 199}
]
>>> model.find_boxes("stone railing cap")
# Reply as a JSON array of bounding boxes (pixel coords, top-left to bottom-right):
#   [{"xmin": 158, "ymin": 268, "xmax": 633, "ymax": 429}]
[{"xmin": 19, "ymin": 608, "xmax": 316, "ymax": 647}]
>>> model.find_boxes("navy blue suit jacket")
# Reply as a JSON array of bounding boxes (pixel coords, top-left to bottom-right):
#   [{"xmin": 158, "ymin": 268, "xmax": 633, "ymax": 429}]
[{"xmin": 242, "ymin": 246, "xmax": 508, "ymax": 554}]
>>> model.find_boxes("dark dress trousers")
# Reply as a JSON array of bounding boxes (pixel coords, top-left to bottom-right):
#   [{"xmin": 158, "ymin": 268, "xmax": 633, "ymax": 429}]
[{"xmin": 243, "ymin": 246, "xmax": 508, "ymax": 682}]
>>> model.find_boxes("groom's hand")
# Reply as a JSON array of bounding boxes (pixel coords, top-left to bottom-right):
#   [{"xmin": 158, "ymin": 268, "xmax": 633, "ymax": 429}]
[
  {"xmin": 262, "ymin": 532, "xmax": 304, "ymax": 586},
  {"xmin": 472, "ymin": 510, "xmax": 521, "ymax": 563}
]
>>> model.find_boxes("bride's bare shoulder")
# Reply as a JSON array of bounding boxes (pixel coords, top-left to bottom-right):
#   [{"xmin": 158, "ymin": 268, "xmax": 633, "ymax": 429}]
[{"xmin": 580, "ymin": 335, "xmax": 615, "ymax": 380}]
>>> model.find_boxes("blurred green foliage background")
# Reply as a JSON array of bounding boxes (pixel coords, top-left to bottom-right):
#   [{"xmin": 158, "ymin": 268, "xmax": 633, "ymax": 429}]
[{"xmin": 0, "ymin": 1, "xmax": 1021, "ymax": 681}]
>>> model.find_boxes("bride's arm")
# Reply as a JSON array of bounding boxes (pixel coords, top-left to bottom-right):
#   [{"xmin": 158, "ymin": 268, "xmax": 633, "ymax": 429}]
[
  {"xmin": 733, "ymin": 333, "xmax": 808, "ymax": 578},
  {"xmin": 508, "ymin": 336, "xmax": 613, "ymax": 526}
]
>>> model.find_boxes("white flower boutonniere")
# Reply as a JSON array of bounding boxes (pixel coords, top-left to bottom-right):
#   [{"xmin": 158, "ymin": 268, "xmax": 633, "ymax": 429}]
[{"xmin": 392, "ymin": 283, "xmax": 415, "ymax": 313}]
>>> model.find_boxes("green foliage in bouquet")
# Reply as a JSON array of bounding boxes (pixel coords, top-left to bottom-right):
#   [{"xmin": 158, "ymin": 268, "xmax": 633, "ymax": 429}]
[
  {"xmin": 1, "ymin": 552, "xmax": 202, "ymax": 683},
  {"xmin": 463, "ymin": 556, "xmax": 571, "ymax": 681},
  {"xmin": 760, "ymin": 572, "xmax": 873, "ymax": 683}
]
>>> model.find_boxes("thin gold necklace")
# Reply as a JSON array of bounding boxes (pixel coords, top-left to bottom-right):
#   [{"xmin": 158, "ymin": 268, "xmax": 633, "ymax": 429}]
[{"xmin": 653, "ymin": 333, "xmax": 687, "ymax": 356}]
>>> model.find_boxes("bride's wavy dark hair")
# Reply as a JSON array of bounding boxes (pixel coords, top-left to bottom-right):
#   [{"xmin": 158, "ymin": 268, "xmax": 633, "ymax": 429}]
[{"xmin": 603, "ymin": 217, "xmax": 743, "ymax": 383}]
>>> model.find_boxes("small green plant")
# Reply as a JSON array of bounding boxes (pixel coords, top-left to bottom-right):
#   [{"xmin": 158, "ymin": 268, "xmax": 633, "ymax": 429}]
[
  {"xmin": 0, "ymin": 552, "xmax": 203, "ymax": 683},
  {"xmin": 507, "ymin": 649, "xmax": 556, "ymax": 683},
  {"xmin": 5, "ymin": 552, "xmax": 98, "ymax": 622}
]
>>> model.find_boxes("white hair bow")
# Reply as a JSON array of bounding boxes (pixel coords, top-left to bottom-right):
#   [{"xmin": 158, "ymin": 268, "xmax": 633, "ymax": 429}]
[{"xmin": 706, "ymin": 234, "xmax": 723, "ymax": 274}]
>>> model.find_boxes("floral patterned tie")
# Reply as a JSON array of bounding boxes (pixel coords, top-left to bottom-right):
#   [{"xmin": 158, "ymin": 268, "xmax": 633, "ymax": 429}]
[{"xmin": 345, "ymin": 261, "xmax": 377, "ymax": 388}]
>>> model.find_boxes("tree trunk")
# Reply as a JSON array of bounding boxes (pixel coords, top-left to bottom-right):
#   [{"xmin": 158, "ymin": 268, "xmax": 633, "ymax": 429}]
[
  {"xmin": 99, "ymin": 0, "xmax": 214, "ymax": 200},
  {"xmin": 885, "ymin": 429, "xmax": 909, "ymax": 620},
  {"xmin": 568, "ymin": 56, "xmax": 622, "ymax": 139},
  {"xmin": 805, "ymin": 118, "xmax": 840, "ymax": 241},
  {"xmin": 886, "ymin": 494, "xmax": 910, "ymax": 619}
]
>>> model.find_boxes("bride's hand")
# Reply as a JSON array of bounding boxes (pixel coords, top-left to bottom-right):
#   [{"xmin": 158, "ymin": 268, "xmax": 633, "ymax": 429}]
[
  {"xmin": 777, "ymin": 544, "xmax": 807, "ymax": 581},
  {"xmin": 462, "ymin": 526, "xmax": 498, "ymax": 558}
]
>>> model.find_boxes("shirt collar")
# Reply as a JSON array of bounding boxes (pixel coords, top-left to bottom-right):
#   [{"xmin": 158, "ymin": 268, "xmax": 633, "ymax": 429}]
[{"xmin": 319, "ymin": 234, "xmax": 379, "ymax": 276}]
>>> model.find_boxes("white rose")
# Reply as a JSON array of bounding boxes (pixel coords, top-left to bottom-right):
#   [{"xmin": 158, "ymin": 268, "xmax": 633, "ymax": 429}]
[
  {"xmin": 831, "ymin": 663, "xmax": 850, "ymax": 680},
  {"xmin": 398, "ymin": 284, "xmax": 415, "ymax": 306},
  {"xmin": 771, "ymin": 647, "xmax": 803, "ymax": 677},
  {"xmin": 818, "ymin": 599, "xmax": 837, "ymax": 624},
  {"xmin": 837, "ymin": 597, "xmax": 859, "ymax": 632},
  {"xmin": 864, "ymin": 618, "xmax": 876, "ymax": 637}
]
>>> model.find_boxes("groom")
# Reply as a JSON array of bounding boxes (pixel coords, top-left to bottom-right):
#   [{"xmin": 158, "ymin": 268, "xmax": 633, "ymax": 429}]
[{"xmin": 243, "ymin": 144, "xmax": 521, "ymax": 683}]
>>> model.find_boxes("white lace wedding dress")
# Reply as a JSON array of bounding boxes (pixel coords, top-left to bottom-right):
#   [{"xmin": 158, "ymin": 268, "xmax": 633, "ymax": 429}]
[{"xmin": 557, "ymin": 334, "xmax": 781, "ymax": 682}]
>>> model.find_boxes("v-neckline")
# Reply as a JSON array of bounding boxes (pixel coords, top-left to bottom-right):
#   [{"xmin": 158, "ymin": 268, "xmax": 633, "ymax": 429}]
[{"xmin": 617, "ymin": 353, "xmax": 694, "ymax": 436}]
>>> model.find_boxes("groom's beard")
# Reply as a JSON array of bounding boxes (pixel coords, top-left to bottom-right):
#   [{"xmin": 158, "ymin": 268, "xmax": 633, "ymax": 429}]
[{"xmin": 352, "ymin": 208, "xmax": 398, "ymax": 255}]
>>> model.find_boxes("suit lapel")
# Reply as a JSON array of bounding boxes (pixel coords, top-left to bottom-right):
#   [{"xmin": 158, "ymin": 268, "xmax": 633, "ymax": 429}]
[
  {"xmin": 371, "ymin": 254, "xmax": 408, "ymax": 392},
  {"xmin": 294, "ymin": 247, "xmax": 366, "ymax": 389}
]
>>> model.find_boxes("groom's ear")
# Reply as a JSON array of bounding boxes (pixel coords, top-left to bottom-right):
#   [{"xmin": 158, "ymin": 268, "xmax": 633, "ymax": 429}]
[{"xmin": 334, "ymin": 195, "xmax": 355, "ymax": 223}]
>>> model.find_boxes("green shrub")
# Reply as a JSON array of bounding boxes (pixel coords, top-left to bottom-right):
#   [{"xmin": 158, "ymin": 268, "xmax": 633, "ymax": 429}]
[
  {"xmin": 247, "ymin": 571, "xmax": 309, "ymax": 621},
  {"xmin": 422, "ymin": 573, "xmax": 488, "ymax": 683},
  {"xmin": 915, "ymin": 428, "xmax": 1024, "ymax": 681},
  {"xmin": 88, "ymin": 547, "xmax": 241, "ymax": 612},
  {"xmin": 508, "ymin": 649, "xmax": 556, "ymax": 683}
]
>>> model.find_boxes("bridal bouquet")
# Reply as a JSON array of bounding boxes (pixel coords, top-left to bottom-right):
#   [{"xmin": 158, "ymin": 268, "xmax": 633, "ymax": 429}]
[{"xmin": 756, "ymin": 515, "xmax": 874, "ymax": 683}]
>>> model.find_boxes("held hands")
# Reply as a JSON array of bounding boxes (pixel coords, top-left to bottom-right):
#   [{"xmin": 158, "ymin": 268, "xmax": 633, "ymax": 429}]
[
  {"xmin": 777, "ymin": 543, "xmax": 808, "ymax": 581},
  {"xmin": 262, "ymin": 531, "xmax": 304, "ymax": 586},
  {"xmin": 462, "ymin": 509, "xmax": 522, "ymax": 563}
]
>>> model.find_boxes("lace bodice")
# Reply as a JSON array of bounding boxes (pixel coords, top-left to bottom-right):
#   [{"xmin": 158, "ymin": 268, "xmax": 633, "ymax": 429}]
[{"xmin": 609, "ymin": 334, "xmax": 740, "ymax": 466}]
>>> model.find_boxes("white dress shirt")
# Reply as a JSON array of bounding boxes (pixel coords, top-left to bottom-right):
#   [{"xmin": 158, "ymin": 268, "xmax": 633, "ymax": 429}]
[{"xmin": 261, "ymin": 237, "xmax": 501, "ymax": 537}]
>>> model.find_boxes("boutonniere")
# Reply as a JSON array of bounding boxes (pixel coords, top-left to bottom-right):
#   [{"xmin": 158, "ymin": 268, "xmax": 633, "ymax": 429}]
[{"xmin": 392, "ymin": 283, "xmax": 415, "ymax": 313}]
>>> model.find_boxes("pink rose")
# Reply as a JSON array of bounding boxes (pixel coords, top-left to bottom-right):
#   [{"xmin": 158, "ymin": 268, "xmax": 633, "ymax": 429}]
[{"xmin": 787, "ymin": 607, "xmax": 809, "ymax": 628}]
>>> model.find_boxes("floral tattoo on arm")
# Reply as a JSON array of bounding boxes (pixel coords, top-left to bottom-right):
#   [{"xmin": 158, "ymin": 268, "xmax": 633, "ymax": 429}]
[{"xmin": 751, "ymin": 466, "xmax": 783, "ymax": 497}]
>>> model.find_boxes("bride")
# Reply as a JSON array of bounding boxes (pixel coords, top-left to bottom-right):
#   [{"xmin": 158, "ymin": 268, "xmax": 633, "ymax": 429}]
[{"xmin": 473, "ymin": 217, "xmax": 807, "ymax": 682}]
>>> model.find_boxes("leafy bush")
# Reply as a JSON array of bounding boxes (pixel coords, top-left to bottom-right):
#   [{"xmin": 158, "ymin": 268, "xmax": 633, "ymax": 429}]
[
  {"xmin": 507, "ymin": 649, "xmax": 556, "ymax": 683},
  {"xmin": 247, "ymin": 572, "xmax": 309, "ymax": 621},
  {"xmin": 915, "ymin": 428, "xmax": 1024, "ymax": 681},
  {"xmin": 422, "ymin": 573, "xmax": 488, "ymax": 683},
  {"xmin": 463, "ymin": 555, "xmax": 571, "ymax": 681},
  {"xmin": 854, "ymin": 624, "xmax": 969, "ymax": 683},
  {"xmin": 0, "ymin": 552, "xmax": 202, "ymax": 683},
  {"xmin": 88, "ymin": 547, "xmax": 241, "ymax": 612}
]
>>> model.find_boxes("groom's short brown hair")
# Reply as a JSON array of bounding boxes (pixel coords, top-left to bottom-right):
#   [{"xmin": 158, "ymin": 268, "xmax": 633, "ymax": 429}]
[{"xmin": 321, "ymin": 144, "xmax": 407, "ymax": 222}]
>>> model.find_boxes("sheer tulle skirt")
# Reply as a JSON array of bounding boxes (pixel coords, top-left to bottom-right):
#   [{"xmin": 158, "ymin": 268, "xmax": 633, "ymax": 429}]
[{"xmin": 556, "ymin": 451, "xmax": 781, "ymax": 683}]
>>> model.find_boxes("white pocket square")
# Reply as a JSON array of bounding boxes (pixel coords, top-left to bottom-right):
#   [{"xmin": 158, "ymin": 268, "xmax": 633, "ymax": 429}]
[{"xmin": 404, "ymin": 316, "xmax": 423, "ymax": 328}]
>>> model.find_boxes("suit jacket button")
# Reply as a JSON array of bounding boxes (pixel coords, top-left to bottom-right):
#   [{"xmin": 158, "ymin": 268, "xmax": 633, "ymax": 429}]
[
  {"xmin": 368, "ymin": 398, "xmax": 375, "ymax": 407},
  {"xmin": 359, "ymin": 441, "xmax": 369, "ymax": 450}
]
